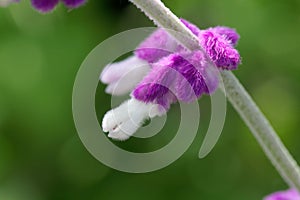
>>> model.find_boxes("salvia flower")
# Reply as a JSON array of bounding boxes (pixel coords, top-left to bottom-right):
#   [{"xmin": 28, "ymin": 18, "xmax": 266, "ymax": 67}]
[
  {"xmin": 101, "ymin": 19, "xmax": 241, "ymax": 140},
  {"xmin": 31, "ymin": 0, "xmax": 86, "ymax": 13},
  {"xmin": 264, "ymin": 189, "xmax": 300, "ymax": 200},
  {"xmin": 0, "ymin": 0, "xmax": 19, "ymax": 7}
]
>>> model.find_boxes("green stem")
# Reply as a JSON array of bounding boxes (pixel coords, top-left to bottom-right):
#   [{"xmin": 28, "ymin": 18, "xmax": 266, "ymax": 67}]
[{"xmin": 130, "ymin": 0, "xmax": 300, "ymax": 190}]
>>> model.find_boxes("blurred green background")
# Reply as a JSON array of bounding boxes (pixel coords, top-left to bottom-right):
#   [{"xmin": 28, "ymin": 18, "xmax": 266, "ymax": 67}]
[{"xmin": 0, "ymin": 0, "xmax": 300, "ymax": 199}]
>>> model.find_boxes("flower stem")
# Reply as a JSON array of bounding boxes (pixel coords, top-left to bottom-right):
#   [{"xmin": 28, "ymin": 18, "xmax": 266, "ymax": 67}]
[
  {"xmin": 221, "ymin": 70, "xmax": 300, "ymax": 190},
  {"xmin": 130, "ymin": 0, "xmax": 300, "ymax": 190}
]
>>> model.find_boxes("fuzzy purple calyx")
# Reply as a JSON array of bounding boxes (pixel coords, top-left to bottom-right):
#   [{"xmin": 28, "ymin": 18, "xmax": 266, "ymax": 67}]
[
  {"xmin": 135, "ymin": 19, "xmax": 240, "ymax": 70},
  {"xmin": 199, "ymin": 30, "xmax": 240, "ymax": 70},
  {"xmin": 209, "ymin": 26, "xmax": 240, "ymax": 46},
  {"xmin": 61, "ymin": 0, "xmax": 85, "ymax": 8},
  {"xmin": 264, "ymin": 189, "xmax": 300, "ymax": 200},
  {"xmin": 31, "ymin": 0, "xmax": 59, "ymax": 13},
  {"xmin": 103, "ymin": 18, "xmax": 241, "ymax": 112},
  {"xmin": 31, "ymin": 0, "xmax": 86, "ymax": 13},
  {"xmin": 132, "ymin": 50, "xmax": 219, "ymax": 109}
]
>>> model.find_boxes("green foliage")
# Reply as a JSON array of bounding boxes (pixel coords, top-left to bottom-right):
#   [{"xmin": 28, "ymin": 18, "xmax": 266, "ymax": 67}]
[{"xmin": 0, "ymin": 0, "xmax": 299, "ymax": 199}]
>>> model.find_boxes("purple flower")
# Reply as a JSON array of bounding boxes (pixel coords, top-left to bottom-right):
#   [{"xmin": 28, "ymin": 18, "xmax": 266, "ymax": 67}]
[
  {"xmin": 264, "ymin": 189, "xmax": 300, "ymax": 200},
  {"xmin": 101, "ymin": 19, "xmax": 241, "ymax": 140},
  {"xmin": 31, "ymin": 0, "xmax": 59, "ymax": 12},
  {"xmin": 199, "ymin": 29, "xmax": 240, "ymax": 70},
  {"xmin": 132, "ymin": 50, "xmax": 219, "ymax": 107},
  {"xmin": 61, "ymin": 0, "xmax": 85, "ymax": 8},
  {"xmin": 31, "ymin": 0, "xmax": 86, "ymax": 13}
]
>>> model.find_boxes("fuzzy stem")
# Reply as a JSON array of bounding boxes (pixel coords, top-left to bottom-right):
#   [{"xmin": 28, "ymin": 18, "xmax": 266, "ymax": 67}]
[
  {"xmin": 221, "ymin": 71, "xmax": 300, "ymax": 190},
  {"xmin": 130, "ymin": 0, "xmax": 300, "ymax": 190}
]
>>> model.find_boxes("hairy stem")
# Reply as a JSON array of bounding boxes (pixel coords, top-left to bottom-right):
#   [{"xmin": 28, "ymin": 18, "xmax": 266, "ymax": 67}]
[
  {"xmin": 130, "ymin": 0, "xmax": 300, "ymax": 190},
  {"xmin": 221, "ymin": 71, "xmax": 300, "ymax": 190}
]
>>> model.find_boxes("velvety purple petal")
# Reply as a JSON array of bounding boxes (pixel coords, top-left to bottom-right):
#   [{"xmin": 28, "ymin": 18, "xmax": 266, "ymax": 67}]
[
  {"xmin": 61, "ymin": 0, "xmax": 85, "ymax": 9},
  {"xmin": 135, "ymin": 29, "xmax": 178, "ymax": 63},
  {"xmin": 173, "ymin": 51, "xmax": 219, "ymax": 101},
  {"xmin": 31, "ymin": 0, "xmax": 59, "ymax": 13},
  {"xmin": 132, "ymin": 59, "xmax": 177, "ymax": 110},
  {"xmin": 209, "ymin": 26, "xmax": 240, "ymax": 46},
  {"xmin": 180, "ymin": 18, "xmax": 201, "ymax": 36},
  {"xmin": 132, "ymin": 20, "xmax": 240, "ymax": 108},
  {"xmin": 133, "ymin": 51, "xmax": 219, "ymax": 107},
  {"xmin": 199, "ymin": 30, "xmax": 241, "ymax": 70},
  {"xmin": 135, "ymin": 18, "xmax": 202, "ymax": 63},
  {"xmin": 264, "ymin": 189, "xmax": 300, "ymax": 200}
]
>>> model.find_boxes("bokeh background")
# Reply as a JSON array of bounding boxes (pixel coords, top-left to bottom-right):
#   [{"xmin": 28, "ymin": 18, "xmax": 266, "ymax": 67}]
[{"xmin": 0, "ymin": 0, "xmax": 300, "ymax": 199}]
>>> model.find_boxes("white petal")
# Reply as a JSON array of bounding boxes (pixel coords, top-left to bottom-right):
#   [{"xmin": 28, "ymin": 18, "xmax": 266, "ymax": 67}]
[
  {"xmin": 108, "ymin": 130, "xmax": 130, "ymax": 141},
  {"xmin": 102, "ymin": 98, "xmax": 163, "ymax": 141},
  {"xmin": 104, "ymin": 63, "xmax": 150, "ymax": 95},
  {"xmin": 100, "ymin": 55, "xmax": 150, "ymax": 84},
  {"xmin": 107, "ymin": 119, "xmax": 139, "ymax": 141},
  {"xmin": 148, "ymin": 104, "xmax": 166, "ymax": 118},
  {"xmin": 102, "ymin": 100, "xmax": 130, "ymax": 133}
]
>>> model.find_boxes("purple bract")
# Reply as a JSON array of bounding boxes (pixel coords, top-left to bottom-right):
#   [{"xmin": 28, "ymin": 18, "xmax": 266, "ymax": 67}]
[
  {"xmin": 31, "ymin": 0, "xmax": 86, "ymax": 13},
  {"xmin": 132, "ymin": 19, "xmax": 240, "ymax": 109},
  {"xmin": 264, "ymin": 189, "xmax": 300, "ymax": 200}
]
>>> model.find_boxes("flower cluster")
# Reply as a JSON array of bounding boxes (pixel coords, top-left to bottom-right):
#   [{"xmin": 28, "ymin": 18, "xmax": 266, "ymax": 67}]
[
  {"xmin": 101, "ymin": 19, "xmax": 241, "ymax": 140},
  {"xmin": 0, "ymin": 0, "xmax": 86, "ymax": 12},
  {"xmin": 264, "ymin": 189, "xmax": 300, "ymax": 200},
  {"xmin": 31, "ymin": 0, "xmax": 86, "ymax": 13}
]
